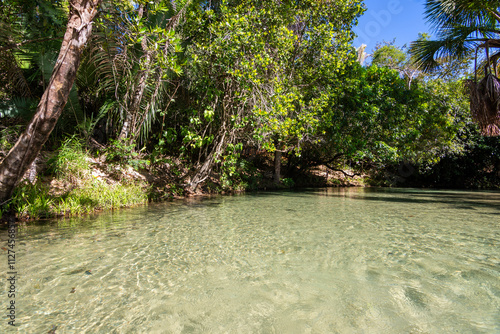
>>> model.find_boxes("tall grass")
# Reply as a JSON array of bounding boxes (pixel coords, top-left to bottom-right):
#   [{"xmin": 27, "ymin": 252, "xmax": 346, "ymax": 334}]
[
  {"xmin": 55, "ymin": 179, "xmax": 147, "ymax": 216},
  {"xmin": 10, "ymin": 182, "xmax": 54, "ymax": 218},
  {"xmin": 47, "ymin": 136, "xmax": 90, "ymax": 180},
  {"xmin": 3, "ymin": 136, "xmax": 148, "ymax": 220}
]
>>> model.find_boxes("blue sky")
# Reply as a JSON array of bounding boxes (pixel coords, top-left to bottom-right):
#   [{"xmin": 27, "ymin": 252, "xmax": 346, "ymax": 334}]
[{"xmin": 353, "ymin": 0, "xmax": 433, "ymax": 56}]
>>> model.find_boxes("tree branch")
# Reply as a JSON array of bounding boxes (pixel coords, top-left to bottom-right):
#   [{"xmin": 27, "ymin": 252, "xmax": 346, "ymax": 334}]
[{"xmin": 325, "ymin": 164, "xmax": 361, "ymax": 178}]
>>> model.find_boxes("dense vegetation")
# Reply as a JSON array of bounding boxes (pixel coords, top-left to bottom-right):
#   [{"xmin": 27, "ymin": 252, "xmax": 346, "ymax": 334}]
[{"xmin": 0, "ymin": 0, "xmax": 498, "ymax": 219}]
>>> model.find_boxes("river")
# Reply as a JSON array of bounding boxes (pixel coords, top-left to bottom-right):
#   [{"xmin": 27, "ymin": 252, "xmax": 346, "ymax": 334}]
[{"xmin": 2, "ymin": 188, "xmax": 499, "ymax": 333}]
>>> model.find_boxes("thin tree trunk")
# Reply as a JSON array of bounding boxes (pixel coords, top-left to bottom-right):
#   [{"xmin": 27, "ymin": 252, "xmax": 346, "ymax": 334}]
[
  {"xmin": 118, "ymin": 49, "xmax": 152, "ymax": 141},
  {"xmin": 273, "ymin": 150, "xmax": 282, "ymax": 184},
  {"xmin": 118, "ymin": 1, "xmax": 192, "ymax": 142},
  {"xmin": 0, "ymin": 0, "xmax": 101, "ymax": 204},
  {"xmin": 188, "ymin": 130, "xmax": 227, "ymax": 193},
  {"xmin": 118, "ymin": 4, "xmax": 151, "ymax": 141}
]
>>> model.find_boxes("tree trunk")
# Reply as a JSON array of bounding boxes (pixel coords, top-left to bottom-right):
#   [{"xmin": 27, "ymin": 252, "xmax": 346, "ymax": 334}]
[
  {"xmin": 118, "ymin": 56, "xmax": 151, "ymax": 140},
  {"xmin": 273, "ymin": 150, "xmax": 282, "ymax": 184},
  {"xmin": 118, "ymin": 4, "xmax": 151, "ymax": 141},
  {"xmin": 27, "ymin": 155, "xmax": 39, "ymax": 184},
  {"xmin": 0, "ymin": 0, "xmax": 101, "ymax": 204},
  {"xmin": 187, "ymin": 130, "xmax": 227, "ymax": 193}
]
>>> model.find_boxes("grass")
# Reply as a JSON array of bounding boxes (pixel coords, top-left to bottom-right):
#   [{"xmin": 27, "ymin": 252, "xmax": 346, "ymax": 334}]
[
  {"xmin": 8, "ymin": 177, "xmax": 147, "ymax": 220},
  {"xmin": 46, "ymin": 136, "xmax": 90, "ymax": 180},
  {"xmin": 56, "ymin": 179, "xmax": 147, "ymax": 215},
  {"xmin": 3, "ymin": 137, "xmax": 148, "ymax": 220},
  {"xmin": 9, "ymin": 182, "xmax": 54, "ymax": 218}
]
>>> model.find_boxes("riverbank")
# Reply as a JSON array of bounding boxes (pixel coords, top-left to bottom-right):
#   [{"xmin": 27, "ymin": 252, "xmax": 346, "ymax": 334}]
[{"xmin": 0, "ymin": 139, "xmax": 366, "ymax": 222}]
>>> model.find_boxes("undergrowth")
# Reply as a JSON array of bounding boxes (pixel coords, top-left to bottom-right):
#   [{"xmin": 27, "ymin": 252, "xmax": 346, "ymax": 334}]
[
  {"xmin": 0, "ymin": 125, "xmax": 23, "ymax": 154},
  {"xmin": 7, "ymin": 176, "xmax": 147, "ymax": 220},
  {"xmin": 46, "ymin": 136, "xmax": 90, "ymax": 180},
  {"xmin": 56, "ymin": 179, "xmax": 147, "ymax": 216},
  {"xmin": 3, "ymin": 137, "xmax": 148, "ymax": 220},
  {"xmin": 9, "ymin": 182, "xmax": 54, "ymax": 218}
]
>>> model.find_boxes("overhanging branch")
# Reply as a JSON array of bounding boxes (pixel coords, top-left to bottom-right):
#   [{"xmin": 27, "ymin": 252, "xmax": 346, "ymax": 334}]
[{"xmin": 325, "ymin": 164, "xmax": 361, "ymax": 178}]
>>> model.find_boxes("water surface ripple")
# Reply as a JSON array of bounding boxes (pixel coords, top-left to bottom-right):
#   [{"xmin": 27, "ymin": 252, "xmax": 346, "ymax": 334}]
[{"xmin": 2, "ymin": 188, "xmax": 499, "ymax": 333}]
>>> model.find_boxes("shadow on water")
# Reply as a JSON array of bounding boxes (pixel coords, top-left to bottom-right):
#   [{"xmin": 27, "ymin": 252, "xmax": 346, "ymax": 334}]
[
  {"xmin": 4, "ymin": 187, "xmax": 499, "ymax": 238},
  {"xmin": 305, "ymin": 187, "xmax": 500, "ymax": 212}
]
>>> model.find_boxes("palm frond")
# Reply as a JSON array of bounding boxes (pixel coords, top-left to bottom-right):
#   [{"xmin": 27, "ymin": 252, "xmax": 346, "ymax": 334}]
[
  {"xmin": 0, "ymin": 50, "xmax": 32, "ymax": 97},
  {"xmin": 425, "ymin": 0, "xmax": 500, "ymax": 31},
  {"xmin": 466, "ymin": 75, "xmax": 500, "ymax": 136},
  {"xmin": 410, "ymin": 23, "xmax": 499, "ymax": 72},
  {"xmin": 411, "ymin": 38, "xmax": 474, "ymax": 73}
]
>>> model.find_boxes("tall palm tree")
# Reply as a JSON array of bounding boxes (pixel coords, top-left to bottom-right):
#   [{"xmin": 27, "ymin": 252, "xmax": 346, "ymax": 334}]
[{"xmin": 411, "ymin": 0, "xmax": 500, "ymax": 136}]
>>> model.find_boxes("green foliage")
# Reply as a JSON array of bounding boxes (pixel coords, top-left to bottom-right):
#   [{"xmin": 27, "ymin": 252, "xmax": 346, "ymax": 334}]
[
  {"xmin": 173, "ymin": 0, "xmax": 364, "ymax": 188},
  {"xmin": 0, "ymin": 97, "xmax": 39, "ymax": 119},
  {"xmin": 316, "ymin": 63, "xmax": 467, "ymax": 170},
  {"xmin": 167, "ymin": 183, "xmax": 184, "ymax": 197},
  {"xmin": 105, "ymin": 139, "xmax": 150, "ymax": 170},
  {"xmin": 410, "ymin": 0, "xmax": 498, "ymax": 73},
  {"xmin": 0, "ymin": 0, "xmax": 67, "ymax": 100},
  {"xmin": 371, "ymin": 40, "xmax": 424, "ymax": 88},
  {"xmin": 9, "ymin": 181, "xmax": 53, "ymax": 218},
  {"xmin": 3, "ymin": 135, "xmax": 149, "ymax": 219},
  {"xmin": 58, "ymin": 179, "xmax": 147, "ymax": 215},
  {"xmin": 219, "ymin": 147, "xmax": 245, "ymax": 191},
  {"xmin": 282, "ymin": 178, "xmax": 295, "ymax": 188},
  {"xmin": 2, "ymin": 0, "xmax": 497, "ymax": 207},
  {"xmin": 403, "ymin": 123, "xmax": 500, "ymax": 189},
  {"xmin": 105, "ymin": 139, "xmax": 138, "ymax": 162},
  {"xmin": 0, "ymin": 124, "xmax": 23, "ymax": 153},
  {"xmin": 372, "ymin": 42, "xmax": 407, "ymax": 69},
  {"xmin": 79, "ymin": 0, "xmax": 190, "ymax": 142},
  {"xmin": 7, "ymin": 178, "xmax": 148, "ymax": 219},
  {"xmin": 47, "ymin": 137, "xmax": 90, "ymax": 180}
]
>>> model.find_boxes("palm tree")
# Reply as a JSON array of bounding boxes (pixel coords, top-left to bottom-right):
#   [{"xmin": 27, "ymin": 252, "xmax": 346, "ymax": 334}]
[
  {"xmin": 80, "ymin": 0, "xmax": 190, "ymax": 145},
  {"xmin": 411, "ymin": 0, "xmax": 500, "ymax": 136}
]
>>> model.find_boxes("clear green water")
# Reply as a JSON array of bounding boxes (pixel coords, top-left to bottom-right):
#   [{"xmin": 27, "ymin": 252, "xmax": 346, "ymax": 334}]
[{"xmin": 2, "ymin": 188, "xmax": 500, "ymax": 333}]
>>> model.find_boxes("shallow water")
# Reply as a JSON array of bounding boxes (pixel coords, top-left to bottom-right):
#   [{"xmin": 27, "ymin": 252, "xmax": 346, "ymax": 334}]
[{"xmin": 1, "ymin": 188, "xmax": 500, "ymax": 333}]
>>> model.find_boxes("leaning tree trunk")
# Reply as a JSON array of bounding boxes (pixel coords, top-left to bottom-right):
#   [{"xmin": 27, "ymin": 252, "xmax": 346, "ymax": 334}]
[
  {"xmin": 273, "ymin": 149, "xmax": 282, "ymax": 184},
  {"xmin": 0, "ymin": 0, "xmax": 101, "ymax": 203},
  {"xmin": 187, "ymin": 129, "xmax": 227, "ymax": 193}
]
